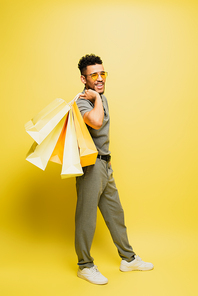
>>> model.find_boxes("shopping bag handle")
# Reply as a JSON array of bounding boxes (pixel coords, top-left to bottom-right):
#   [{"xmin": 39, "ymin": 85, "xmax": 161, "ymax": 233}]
[{"xmin": 68, "ymin": 93, "xmax": 81, "ymax": 107}]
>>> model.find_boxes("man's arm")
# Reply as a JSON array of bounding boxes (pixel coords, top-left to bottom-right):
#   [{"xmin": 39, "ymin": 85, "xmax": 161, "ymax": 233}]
[{"xmin": 79, "ymin": 89, "xmax": 104, "ymax": 130}]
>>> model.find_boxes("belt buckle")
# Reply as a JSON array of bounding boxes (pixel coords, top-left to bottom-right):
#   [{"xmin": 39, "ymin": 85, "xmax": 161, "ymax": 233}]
[
  {"xmin": 107, "ymin": 155, "xmax": 111, "ymax": 162},
  {"xmin": 97, "ymin": 154, "xmax": 111, "ymax": 162}
]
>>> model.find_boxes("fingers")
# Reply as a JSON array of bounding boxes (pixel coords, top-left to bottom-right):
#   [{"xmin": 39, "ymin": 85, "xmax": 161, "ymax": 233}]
[
  {"xmin": 84, "ymin": 89, "xmax": 92, "ymax": 95},
  {"xmin": 79, "ymin": 90, "xmax": 89, "ymax": 97},
  {"xmin": 79, "ymin": 89, "xmax": 96, "ymax": 101}
]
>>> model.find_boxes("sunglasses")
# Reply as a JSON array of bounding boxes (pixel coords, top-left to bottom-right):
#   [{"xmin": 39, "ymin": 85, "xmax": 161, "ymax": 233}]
[{"xmin": 83, "ymin": 71, "xmax": 108, "ymax": 81}]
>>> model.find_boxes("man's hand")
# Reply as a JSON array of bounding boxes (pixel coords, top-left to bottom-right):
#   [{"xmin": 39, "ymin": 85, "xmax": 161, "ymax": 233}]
[
  {"xmin": 79, "ymin": 89, "xmax": 104, "ymax": 130},
  {"xmin": 79, "ymin": 89, "xmax": 99, "ymax": 103}
]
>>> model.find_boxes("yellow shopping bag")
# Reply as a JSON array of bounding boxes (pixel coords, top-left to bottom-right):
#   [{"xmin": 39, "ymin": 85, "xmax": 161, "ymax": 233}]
[
  {"xmin": 49, "ymin": 113, "xmax": 68, "ymax": 165},
  {"xmin": 25, "ymin": 98, "xmax": 70, "ymax": 145},
  {"xmin": 72, "ymin": 102, "xmax": 98, "ymax": 167},
  {"xmin": 26, "ymin": 115, "xmax": 67, "ymax": 170},
  {"xmin": 61, "ymin": 109, "xmax": 83, "ymax": 178}
]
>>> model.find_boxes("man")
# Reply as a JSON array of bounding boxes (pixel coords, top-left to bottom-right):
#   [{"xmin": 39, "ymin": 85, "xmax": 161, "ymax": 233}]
[{"xmin": 75, "ymin": 54, "xmax": 153, "ymax": 285}]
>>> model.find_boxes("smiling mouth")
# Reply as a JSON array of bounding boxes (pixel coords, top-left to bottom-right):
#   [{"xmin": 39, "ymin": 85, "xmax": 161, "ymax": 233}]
[{"xmin": 96, "ymin": 84, "xmax": 104, "ymax": 88}]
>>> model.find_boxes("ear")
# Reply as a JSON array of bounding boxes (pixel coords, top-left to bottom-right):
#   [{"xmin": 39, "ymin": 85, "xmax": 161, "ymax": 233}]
[{"xmin": 80, "ymin": 75, "xmax": 86, "ymax": 84}]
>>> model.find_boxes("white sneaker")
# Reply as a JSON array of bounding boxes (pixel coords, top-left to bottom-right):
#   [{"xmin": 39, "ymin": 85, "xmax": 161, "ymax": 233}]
[
  {"xmin": 120, "ymin": 255, "xmax": 154, "ymax": 272},
  {"xmin": 77, "ymin": 265, "xmax": 108, "ymax": 285}
]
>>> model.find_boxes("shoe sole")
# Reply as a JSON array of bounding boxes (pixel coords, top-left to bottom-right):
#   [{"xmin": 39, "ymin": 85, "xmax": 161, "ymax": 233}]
[
  {"xmin": 120, "ymin": 266, "xmax": 154, "ymax": 272},
  {"xmin": 77, "ymin": 273, "xmax": 108, "ymax": 285}
]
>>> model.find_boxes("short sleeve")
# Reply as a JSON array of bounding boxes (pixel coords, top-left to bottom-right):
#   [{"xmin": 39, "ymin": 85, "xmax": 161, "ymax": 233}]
[{"xmin": 76, "ymin": 98, "xmax": 94, "ymax": 118}]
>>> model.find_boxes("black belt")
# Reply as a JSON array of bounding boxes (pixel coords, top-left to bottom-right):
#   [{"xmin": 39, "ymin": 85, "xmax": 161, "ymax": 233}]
[{"xmin": 97, "ymin": 154, "xmax": 111, "ymax": 162}]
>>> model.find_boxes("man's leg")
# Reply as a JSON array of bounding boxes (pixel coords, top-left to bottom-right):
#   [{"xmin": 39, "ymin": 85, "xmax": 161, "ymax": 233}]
[
  {"xmin": 98, "ymin": 163, "xmax": 136, "ymax": 262},
  {"xmin": 75, "ymin": 159, "xmax": 108, "ymax": 269}
]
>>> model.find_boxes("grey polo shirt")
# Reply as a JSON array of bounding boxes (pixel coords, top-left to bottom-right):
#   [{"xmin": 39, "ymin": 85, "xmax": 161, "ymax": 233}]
[{"xmin": 76, "ymin": 93, "xmax": 110, "ymax": 156}]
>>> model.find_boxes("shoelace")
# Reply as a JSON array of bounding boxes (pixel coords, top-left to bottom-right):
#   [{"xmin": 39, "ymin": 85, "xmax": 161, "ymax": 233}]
[
  {"xmin": 135, "ymin": 255, "xmax": 142, "ymax": 261},
  {"xmin": 89, "ymin": 266, "xmax": 101, "ymax": 277},
  {"xmin": 90, "ymin": 266, "xmax": 99, "ymax": 272}
]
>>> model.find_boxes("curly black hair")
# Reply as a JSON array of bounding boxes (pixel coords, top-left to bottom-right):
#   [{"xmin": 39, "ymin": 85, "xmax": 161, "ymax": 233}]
[{"xmin": 78, "ymin": 54, "xmax": 103, "ymax": 74}]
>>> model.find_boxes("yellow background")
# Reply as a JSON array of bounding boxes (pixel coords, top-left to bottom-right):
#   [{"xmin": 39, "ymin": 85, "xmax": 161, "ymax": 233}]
[{"xmin": 0, "ymin": 0, "xmax": 198, "ymax": 295}]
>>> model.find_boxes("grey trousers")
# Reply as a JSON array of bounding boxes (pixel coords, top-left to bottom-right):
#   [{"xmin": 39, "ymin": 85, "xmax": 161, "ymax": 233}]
[{"xmin": 75, "ymin": 158, "xmax": 135, "ymax": 269}]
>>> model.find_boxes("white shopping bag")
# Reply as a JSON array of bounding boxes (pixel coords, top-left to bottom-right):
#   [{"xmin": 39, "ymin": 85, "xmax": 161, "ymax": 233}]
[
  {"xmin": 25, "ymin": 98, "xmax": 70, "ymax": 145},
  {"xmin": 26, "ymin": 115, "xmax": 67, "ymax": 170},
  {"xmin": 61, "ymin": 109, "xmax": 83, "ymax": 178}
]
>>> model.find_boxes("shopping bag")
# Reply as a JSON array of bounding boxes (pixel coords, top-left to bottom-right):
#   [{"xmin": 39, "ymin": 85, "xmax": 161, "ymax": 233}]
[
  {"xmin": 72, "ymin": 102, "xmax": 98, "ymax": 167},
  {"xmin": 49, "ymin": 113, "xmax": 68, "ymax": 164},
  {"xmin": 61, "ymin": 109, "xmax": 83, "ymax": 178},
  {"xmin": 25, "ymin": 98, "xmax": 70, "ymax": 145},
  {"xmin": 26, "ymin": 115, "xmax": 67, "ymax": 170}
]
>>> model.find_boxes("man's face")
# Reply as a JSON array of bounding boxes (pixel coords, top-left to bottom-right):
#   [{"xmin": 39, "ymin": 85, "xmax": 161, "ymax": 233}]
[{"xmin": 81, "ymin": 64, "xmax": 106, "ymax": 94}]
